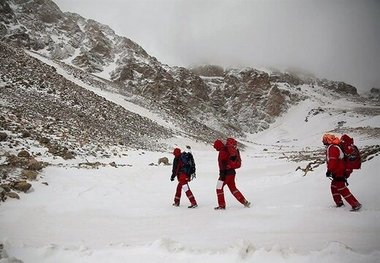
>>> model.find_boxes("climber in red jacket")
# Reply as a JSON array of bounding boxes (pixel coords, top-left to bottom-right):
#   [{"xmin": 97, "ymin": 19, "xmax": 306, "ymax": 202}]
[
  {"xmin": 322, "ymin": 134, "xmax": 361, "ymax": 211},
  {"xmin": 213, "ymin": 139, "xmax": 250, "ymax": 210}
]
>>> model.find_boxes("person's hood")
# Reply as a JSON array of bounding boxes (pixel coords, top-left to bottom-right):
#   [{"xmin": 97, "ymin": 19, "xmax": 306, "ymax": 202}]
[
  {"xmin": 173, "ymin": 148, "xmax": 181, "ymax": 157},
  {"xmin": 213, "ymin": 139, "xmax": 225, "ymax": 151}
]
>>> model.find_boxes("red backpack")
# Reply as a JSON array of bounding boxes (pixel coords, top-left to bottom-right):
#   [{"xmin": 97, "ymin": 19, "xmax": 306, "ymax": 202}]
[
  {"xmin": 340, "ymin": 134, "xmax": 361, "ymax": 170},
  {"xmin": 226, "ymin": 137, "xmax": 241, "ymax": 169}
]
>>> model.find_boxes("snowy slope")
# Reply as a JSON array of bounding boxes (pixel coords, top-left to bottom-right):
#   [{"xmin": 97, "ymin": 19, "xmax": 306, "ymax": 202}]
[
  {"xmin": 1, "ymin": 92, "xmax": 379, "ymax": 262},
  {"xmin": 247, "ymin": 96, "xmax": 380, "ymax": 148}
]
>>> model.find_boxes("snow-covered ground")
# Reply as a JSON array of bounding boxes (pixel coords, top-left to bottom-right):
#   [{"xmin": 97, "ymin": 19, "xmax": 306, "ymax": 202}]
[
  {"xmin": 1, "ymin": 111, "xmax": 380, "ymax": 262},
  {"xmin": 1, "ymin": 138, "xmax": 379, "ymax": 262},
  {"xmin": 1, "ymin": 59, "xmax": 380, "ymax": 262}
]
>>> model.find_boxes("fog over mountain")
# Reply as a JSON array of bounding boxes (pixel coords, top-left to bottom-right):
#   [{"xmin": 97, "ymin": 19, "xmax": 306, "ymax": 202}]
[{"xmin": 55, "ymin": 0, "xmax": 380, "ymax": 94}]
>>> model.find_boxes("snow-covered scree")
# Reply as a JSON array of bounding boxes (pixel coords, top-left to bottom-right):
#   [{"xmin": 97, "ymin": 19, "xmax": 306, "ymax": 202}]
[{"xmin": 1, "ymin": 132, "xmax": 380, "ymax": 262}]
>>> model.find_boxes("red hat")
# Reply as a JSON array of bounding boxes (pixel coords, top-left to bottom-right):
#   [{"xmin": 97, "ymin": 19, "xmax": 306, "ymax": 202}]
[
  {"xmin": 173, "ymin": 148, "xmax": 181, "ymax": 157},
  {"xmin": 226, "ymin": 137, "xmax": 237, "ymax": 146},
  {"xmin": 213, "ymin": 139, "xmax": 225, "ymax": 151}
]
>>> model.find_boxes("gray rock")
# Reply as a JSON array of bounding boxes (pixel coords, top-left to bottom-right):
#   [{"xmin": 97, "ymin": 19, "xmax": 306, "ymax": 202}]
[
  {"xmin": 27, "ymin": 159, "xmax": 43, "ymax": 171},
  {"xmin": 0, "ymin": 132, "xmax": 7, "ymax": 141},
  {"xmin": 17, "ymin": 150, "xmax": 30, "ymax": 158},
  {"xmin": 12, "ymin": 181, "xmax": 32, "ymax": 193},
  {"xmin": 6, "ymin": 192, "xmax": 20, "ymax": 199},
  {"xmin": 21, "ymin": 170, "xmax": 38, "ymax": 180}
]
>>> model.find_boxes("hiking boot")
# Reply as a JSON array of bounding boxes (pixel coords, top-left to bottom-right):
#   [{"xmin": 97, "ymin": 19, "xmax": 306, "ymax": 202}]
[
  {"xmin": 244, "ymin": 200, "xmax": 251, "ymax": 208},
  {"xmin": 172, "ymin": 203, "xmax": 179, "ymax": 207},
  {"xmin": 351, "ymin": 203, "xmax": 362, "ymax": 212},
  {"xmin": 336, "ymin": 202, "xmax": 344, "ymax": 207},
  {"xmin": 214, "ymin": 206, "xmax": 226, "ymax": 210},
  {"xmin": 188, "ymin": 204, "xmax": 198, "ymax": 209}
]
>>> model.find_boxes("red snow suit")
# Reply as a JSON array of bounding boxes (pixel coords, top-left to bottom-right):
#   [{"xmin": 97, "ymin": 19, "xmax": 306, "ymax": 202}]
[
  {"xmin": 326, "ymin": 144, "xmax": 346, "ymax": 179},
  {"xmin": 213, "ymin": 139, "xmax": 248, "ymax": 208},
  {"xmin": 325, "ymin": 143, "xmax": 360, "ymax": 209}
]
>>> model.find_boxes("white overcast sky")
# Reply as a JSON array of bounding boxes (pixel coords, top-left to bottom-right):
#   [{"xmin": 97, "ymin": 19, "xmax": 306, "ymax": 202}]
[{"xmin": 54, "ymin": 0, "xmax": 379, "ymax": 93}]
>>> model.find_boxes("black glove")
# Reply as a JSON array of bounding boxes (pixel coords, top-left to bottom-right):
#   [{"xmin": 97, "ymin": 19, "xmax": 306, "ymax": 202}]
[
  {"xmin": 170, "ymin": 176, "xmax": 175, "ymax": 181},
  {"xmin": 219, "ymin": 170, "xmax": 226, "ymax": 181},
  {"xmin": 326, "ymin": 171, "xmax": 332, "ymax": 178}
]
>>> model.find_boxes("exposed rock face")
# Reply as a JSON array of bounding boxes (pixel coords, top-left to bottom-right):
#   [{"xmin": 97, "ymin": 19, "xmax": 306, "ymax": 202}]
[
  {"xmin": 269, "ymin": 72, "xmax": 306, "ymax": 86},
  {"xmin": 318, "ymin": 80, "xmax": 358, "ymax": 95},
  {"xmin": 368, "ymin": 88, "xmax": 380, "ymax": 102},
  {"xmin": 203, "ymin": 69, "xmax": 294, "ymax": 132},
  {"xmin": 190, "ymin": 65, "xmax": 225, "ymax": 77},
  {"xmin": 0, "ymin": 0, "xmax": 365, "ymax": 151},
  {"xmin": 371, "ymin": 88, "xmax": 380, "ymax": 94},
  {"xmin": 0, "ymin": 41, "xmax": 172, "ymax": 155}
]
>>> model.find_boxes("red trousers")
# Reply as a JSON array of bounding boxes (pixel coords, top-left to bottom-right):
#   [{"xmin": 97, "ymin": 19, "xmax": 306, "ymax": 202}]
[
  {"xmin": 216, "ymin": 175, "xmax": 246, "ymax": 208},
  {"xmin": 330, "ymin": 180, "xmax": 360, "ymax": 208},
  {"xmin": 174, "ymin": 173, "xmax": 197, "ymax": 205}
]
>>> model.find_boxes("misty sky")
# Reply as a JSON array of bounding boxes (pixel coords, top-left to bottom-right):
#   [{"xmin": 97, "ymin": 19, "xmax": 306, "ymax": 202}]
[{"xmin": 54, "ymin": 0, "xmax": 379, "ymax": 93}]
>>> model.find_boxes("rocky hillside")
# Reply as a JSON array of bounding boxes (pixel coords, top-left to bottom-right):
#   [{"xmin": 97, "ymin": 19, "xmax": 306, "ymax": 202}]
[
  {"xmin": 0, "ymin": 42, "xmax": 173, "ymax": 157},
  {"xmin": 0, "ymin": 0, "xmax": 368, "ymax": 156}
]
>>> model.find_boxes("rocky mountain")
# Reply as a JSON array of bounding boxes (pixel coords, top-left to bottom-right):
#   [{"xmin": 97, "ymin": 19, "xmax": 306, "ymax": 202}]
[
  {"xmin": 0, "ymin": 0, "xmax": 373, "ymax": 157},
  {"xmin": 0, "ymin": 42, "xmax": 173, "ymax": 156}
]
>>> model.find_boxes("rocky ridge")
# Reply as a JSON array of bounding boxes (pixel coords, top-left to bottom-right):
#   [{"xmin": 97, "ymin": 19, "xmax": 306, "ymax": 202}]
[{"xmin": 0, "ymin": 0, "xmax": 364, "ymax": 140}]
